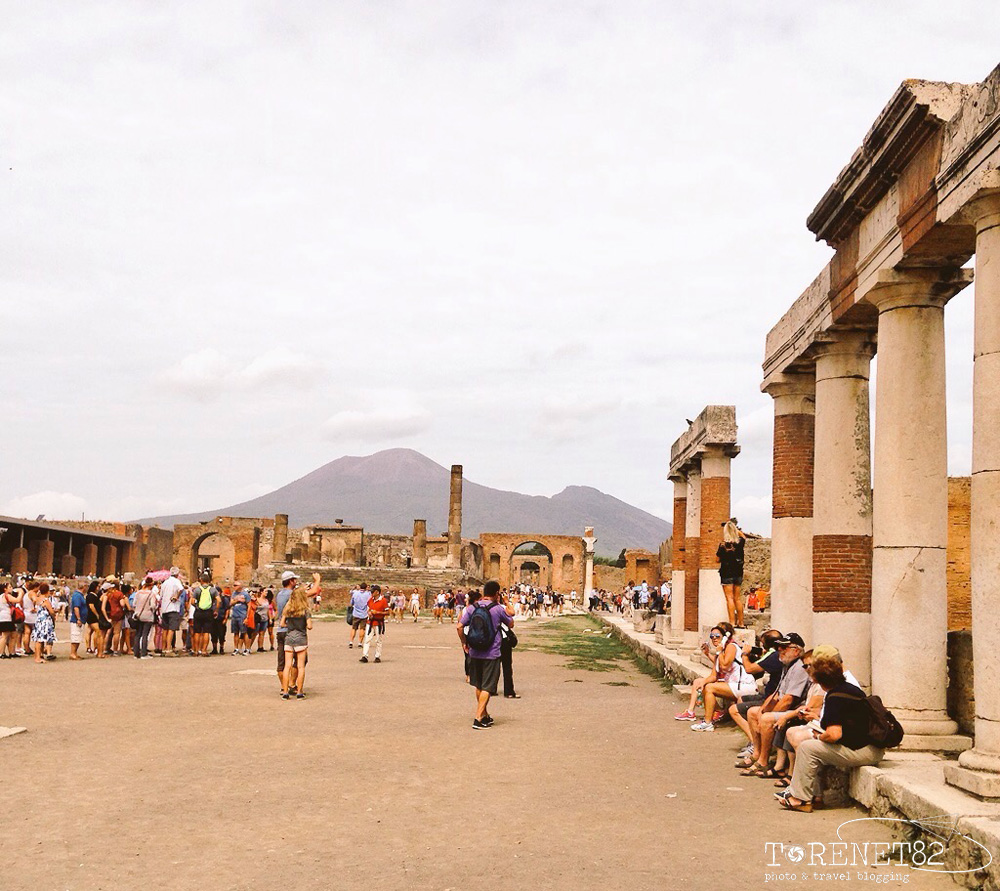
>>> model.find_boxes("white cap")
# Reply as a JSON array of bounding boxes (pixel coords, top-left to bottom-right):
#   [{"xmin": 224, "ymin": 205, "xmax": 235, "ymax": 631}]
[
  {"xmin": 169, "ymin": 566, "xmax": 180, "ymax": 576},
  {"xmin": 281, "ymin": 570, "xmax": 299, "ymax": 583}
]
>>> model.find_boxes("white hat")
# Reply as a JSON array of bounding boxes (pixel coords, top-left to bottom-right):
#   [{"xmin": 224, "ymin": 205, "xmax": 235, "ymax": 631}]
[
  {"xmin": 169, "ymin": 566, "xmax": 180, "ymax": 576},
  {"xmin": 281, "ymin": 570, "xmax": 299, "ymax": 583}
]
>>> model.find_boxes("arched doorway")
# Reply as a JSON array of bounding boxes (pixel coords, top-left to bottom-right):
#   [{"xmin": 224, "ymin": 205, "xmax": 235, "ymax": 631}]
[
  {"xmin": 193, "ymin": 532, "xmax": 236, "ymax": 582},
  {"xmin": 511, "ymin": 541, "xmax": 553, "ymax": 588}
]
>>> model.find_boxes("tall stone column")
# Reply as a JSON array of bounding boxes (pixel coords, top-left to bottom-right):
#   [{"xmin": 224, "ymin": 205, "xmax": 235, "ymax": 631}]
[
  {"xmin": 699, "ymin": 446, "xmax": 732, "ymax": 632},
  {"xmin": 412, "ymin": 519, "xmax": 428, "ymax": 567},
  {"xmin": 811, "ymin": 334, "xmax": 875, "ymax": 687},
  {"xmin": 447, "ymin": 464, "xmax": 463, "ymax": 569},
  {"xmin": 37, "ymin": 539, "xmax": 54, "ymax": 575},
  {"xmin": 682, "ymin": 465, "xmax": 701, "ymax": 650},
  {"xmin": 99, "ymin": 544, "xmax": 118, "ymax": 577},
  {"xmin": 947, "ymin": 188, "xmax": 1000, "ymax": 794},
  {"xmin": 60, "ymin": 554, "xmax": 77, "ymax": 577},
  {"xmin": 868, "ymin": 270, "xmax": 971, "ymax": 749},
  {"xmin": 583, "ymin": 527, "xmax": 596, "ymax": 605},
  {"xmin": 764, "ymin": 373, "xmax": 816, "ymax": 642},
  {"xmin": 81, "ymin": 543, "xmax": 98, "ymax": 576},
  {"xmin": 10, "ymin": 547, "xmax": 28, "ymax": 575},
  {"xmin": 668, "ymin": 476, "xmax": 687, "ymax": 647},
  {"xmin": 273, "ymin": 514, "xmax": 289, "ymax": 563}
]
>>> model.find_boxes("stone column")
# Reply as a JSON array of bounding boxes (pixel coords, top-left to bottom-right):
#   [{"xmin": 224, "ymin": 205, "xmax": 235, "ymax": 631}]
[
  {"xmin": 99, "ymin": 544, "xmax": 118, "ymax": 577},
  {"xmin": 811, "ymin": 333, "xmax": 875, "ymax": 687},
  {"xmin": 699, "ymin": 446, "xmax": 732, "ymax": 633},
  {"xmin": 764, "ymin": 373, "xmax": 816, "ymax": 642},
  {"xmin": 668, "ymin": 476, "xmax": 687, "ymax": 647},
  {"xmin": 273, "ymin": 514, "xmax": 289, "ymax": 563},
  {"xmin": 10, "ymin": 547, "xmax": 28, "ymax": 575},
  {"xmin": 60, "ymin": 554, "xmax": 77, "ymax": 577},
  {"xmin": 37, "ymin": 539, "xmax": 54, "ymax": 575},
  {"xmin": 947, "ymin": 189, "xmax": 1000, "ymax": 794},
  {"xmin": 447, "ymin": 465, "xmax": 463, "ymax": 569},
  {"xmin": 81, "ymin": 543, "xmax": 98, "ymax": 576},
  {"xmin": 868, "ymin": 270, "xmax": 971, "ymax": 749},
  {"xmin": 681, "ymin": 464, "xmax": 701, "ymax": 650},
  {"xmin": 412, "ymin": 519, "xmax": 428, "ymax": 567},
  {"xmin": 583, "ymin": 527, "xmax": 595, "ymax": 605}
]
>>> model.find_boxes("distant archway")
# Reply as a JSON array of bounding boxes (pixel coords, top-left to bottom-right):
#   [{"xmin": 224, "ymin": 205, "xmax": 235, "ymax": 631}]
[
  {"xmin": 193, "ymin": 532, "xmax": 236, "ymax": 582},
  {"xmin": 511, "ymin": 541, "xmax": 553, "ymax": 588}
]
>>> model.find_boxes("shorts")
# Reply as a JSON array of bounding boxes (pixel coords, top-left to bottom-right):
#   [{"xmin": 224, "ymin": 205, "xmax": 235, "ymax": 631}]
[
  {"xmin": 352, "ymin": 617, "xmax": 366, "ymax": 630},
  {"xmin": 230, "ymin": 618, "xmax": 246, "ymax": 635},
  {"xmin": 160, "ymin": 611, "xmax": 181, "ymax": 631},
  {"xmin": 277, "ymin": 635, "xmax": 309, "ymax": 672},
  {"xmin": 69, "ymin": 623, "xmax": 85, "ymax": 644},
  {"xmin": 467, "ymin": 657, "xmax": 501, "ymax": 696},
  {"xmin": 720, "ymin": 575, "xmax": 744, "ymax": 586},
  {"xmin": 736, "ymin": 692, "xmax": 766, "ymax": 720},
  {"xmin": 0, "ymin": 621, "xmax": 14, "ymax": 633},
  {"xmin": 193, "ymin": 610, "xmax": 214, "ymax": 633}
]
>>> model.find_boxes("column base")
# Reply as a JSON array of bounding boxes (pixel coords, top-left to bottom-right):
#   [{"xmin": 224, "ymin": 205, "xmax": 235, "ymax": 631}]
[
  {"xmin": 678, "ymin": 631, "xmax": 700, "ymax": 655},
  {"xmin": 945, "ymin": 759, "xmax": 1000, "ymax": 799},
  {"xmin": 894, "ymin": 713, "xmax": 970, "ymax": 752}
]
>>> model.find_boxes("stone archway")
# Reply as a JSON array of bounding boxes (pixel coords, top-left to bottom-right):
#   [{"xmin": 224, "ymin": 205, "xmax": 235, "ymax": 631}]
[
  {"xmin": 478, "ymin": 533, "xmax": 586, "ymax": 592},
  {"xmin": 173, "ymin": 517, "xmax": 265, "ymax": 583},
  {"xmin": 193, "ymin": 532, "xmax": 236, "ymax": 582}
]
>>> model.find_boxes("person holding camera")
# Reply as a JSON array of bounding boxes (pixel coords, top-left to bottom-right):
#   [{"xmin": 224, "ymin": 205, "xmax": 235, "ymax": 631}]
[{"xmin": 716, "ymin": 519, "xmax": 747, "ymax": 627}]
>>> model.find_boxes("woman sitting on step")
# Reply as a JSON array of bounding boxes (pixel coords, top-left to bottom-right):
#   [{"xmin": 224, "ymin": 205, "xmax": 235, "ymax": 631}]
[{"xmin": 675, "ymin": 622, "xmax": 756, "ymax": 730}]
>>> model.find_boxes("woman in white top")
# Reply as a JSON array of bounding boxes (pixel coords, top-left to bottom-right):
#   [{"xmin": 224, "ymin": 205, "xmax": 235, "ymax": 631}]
[
  {"xmin": 0, "ymin": 583, "xmax": 21, "ymax": 658},
  {"xmin": 21, "ymin": 581, "xmax": 39, "ymax": 655},
  {"xmin": 409, "ymin": 592, "xmax": 420, "ymax": 622}
]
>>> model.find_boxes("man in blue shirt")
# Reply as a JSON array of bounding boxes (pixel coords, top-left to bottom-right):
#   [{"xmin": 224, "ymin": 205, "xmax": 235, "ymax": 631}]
[
  {"xmin": 69, "ymin": 588, "xmax": 88, "ymax": 660},
  {"xmin": 348, "ymin": 583, "xmax": 370, "ymax": 649}
]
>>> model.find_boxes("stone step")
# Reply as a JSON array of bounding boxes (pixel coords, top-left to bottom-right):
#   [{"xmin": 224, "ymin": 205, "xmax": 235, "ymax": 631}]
[{"xmin": 897, "ymin": 734, "xmax": 973, "ymax": 754}]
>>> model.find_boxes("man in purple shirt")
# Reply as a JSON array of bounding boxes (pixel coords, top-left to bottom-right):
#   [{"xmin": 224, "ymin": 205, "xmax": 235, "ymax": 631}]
[{"xmin": 458, "ymin": 580, "xmax": 514, "ymax": 730}]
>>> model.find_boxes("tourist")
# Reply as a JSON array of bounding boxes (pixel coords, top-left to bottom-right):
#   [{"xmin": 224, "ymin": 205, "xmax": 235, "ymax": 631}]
[
  {"xmin": 685, "ymin": 623, "xmax": 756, "ymax": 731},
  {"xmin": 361, "ymin": 584, "xmax": 388, "ymax": 664},
  {"xmin": 742, "ymin": 633, "xmax": 810, "ymax": 778},
  {"xmin": 279, "ymin": 582, "xmax": 312, "ymax": 700},
  {"xmin": 275, "ymin": 572, "xmax": 319, "ymax": 695},
  {"xmin": 230, "ymin": 583, "xmax": 253, "ymax": 655},
  {"xmin": 132, "ymin": 577, "xmax": 157, "ymax": 659},
  {"xmin": 189, "ymin": 572, "xmax": 215, "ymax": 656},
  {"xmin": 434, "ymin": 590, "xmax": 446, "ymax": 623},
  {"xmin": 85, "ymin": 580, "xmax": 104, "ymax": 656},
  {"xmin": 211, "ymin": 584, "xmax": 230, "ymax": 655},
  {"xmin": 0, "ymin": 582, "xmax": 20, "ymax": 658},
  {"xmin": 768, "ymin": 651, "xmax": 821, "ymax": 787},
  {"xmin": 391, "ymin": 592, "xmax": 404, "ymax": 623},
  {"xmin": 67, "ymin": 584, "xmax": 88, "ymax": 660},
  {"xmin": 21, "ymin": 580, "xmax": 38, "ymax": 654},
  {"xmin": 409, "ymin": 590, "xmax": 420, "ymax": 622},
  {"xmin": 265, "ymin": 590, "xmax": 277, "ymax": 651},
  {"xmin": 730, "ymin": 628, "xmax": 783, "ymax": 756},
  {"xmin": 253, "ymin": 589, "xmax": 271, "ymax": 652},
  {"xmin": 500, "ymin": 620, "xmax": 519, "ymax": 700},
  {"xmin": 458, "ymin": 579, "xmax": 514, "ymax": 730},
  {"xmin": 159, "ymin": 566, "xmax": 184, "ymax": 656},
  {"xmin": 348, "ymin": 583, "xmax": 370, "ymax": 648},
  {"xmin": 778, "ymin": 648, "xmax": 885, "ymax": 813},
  {"xmin": 453, "ymin": 588, "xmax": 467, "ymax": 624},
  {"xmin": 716, "ymin": 519, "xmax": 747, "ymax": 628},
  {"xmin": 30, "ymin": 583, "xmax": 58, "ymax": 662}
]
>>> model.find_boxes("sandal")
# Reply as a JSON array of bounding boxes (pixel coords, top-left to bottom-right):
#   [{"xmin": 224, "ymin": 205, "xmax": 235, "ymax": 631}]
[
  {"xmin": 740, "ymin": 763, "xmax": 768, "ymax": 777},
  {"xmin": 779, "ymin": 796, "xmax": 813, "ymax": 813},
  {"xmin": 774, "ymin": 776, "xmax": 791, "ymax": 788},
  {"xmin": 758, "ymin": 768, "xmax": 787, "ymax": 780}
]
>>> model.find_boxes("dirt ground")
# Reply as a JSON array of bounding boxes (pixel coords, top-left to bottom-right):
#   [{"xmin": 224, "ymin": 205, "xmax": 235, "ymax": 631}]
[{"xmin": 0, "ymin": 614, "xmax": 954, "ymax": 891}]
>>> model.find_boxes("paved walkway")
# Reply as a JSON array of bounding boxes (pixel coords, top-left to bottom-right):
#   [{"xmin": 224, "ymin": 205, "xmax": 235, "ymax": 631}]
[{"xmin": 0, "ymin": 616, "xmax": 952, "ymax": 890}]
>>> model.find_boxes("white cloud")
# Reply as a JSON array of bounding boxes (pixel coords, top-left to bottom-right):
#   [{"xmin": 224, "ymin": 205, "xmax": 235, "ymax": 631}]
[
  {"xmin": 156, "ymin": 349, "xmax": 325, "ymax": 400},
  {"xmin": 1, "ymin": 491, "xmax": 88, "ymax": 522},
  {"xmin": 322, "ymin": 406, "xmax": 431, "ymax": 442},
  {"xmin": 732, "ymin": 496, "xmax": 772, "ymax": 538}
]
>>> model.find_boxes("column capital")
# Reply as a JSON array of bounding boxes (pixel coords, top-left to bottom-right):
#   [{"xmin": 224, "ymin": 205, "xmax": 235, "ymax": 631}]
[
  {"xmin": 762, "ymin": 371, "xmax": 816, "ymax": 400},
  {"xmin": 811, "ymin": 330, "xmax": 876, "ymax": 382},
  {"xmin": 961, "ymin": 178, "xmax": 1000, "ymax": 233},
  {"xmin": 861, "ymin": 267, "xmax": 974, "ymax": 313}
]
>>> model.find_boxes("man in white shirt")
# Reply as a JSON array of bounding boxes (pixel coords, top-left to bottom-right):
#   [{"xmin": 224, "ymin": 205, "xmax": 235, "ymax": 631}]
[{"xmin": 158, "ymin": 566, "xmax": 185, "ymax": 655}]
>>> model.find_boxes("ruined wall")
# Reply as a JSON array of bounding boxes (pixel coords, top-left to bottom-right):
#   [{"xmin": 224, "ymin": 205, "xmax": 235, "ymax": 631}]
[
  {"xmin": 947, "ymin": 477, "xmax": 971, "ymax": 631},
  {"xmin": 173, "ymin": 516, "xmax": 269, "ymax": 582},
  {"xmin": 624, "ymin": 549, "xmax": 661, "ymax": 587},
  {"xmin": 479, "ymin": 533, "xmax": 585, "ymax": 592},
  {"xmin": 594, "ymin": 564, "xmax": 626, "ymax": 591},
  {"xmin": 743, "ymin": 537, "xmax": 771, "ymax": 590}
]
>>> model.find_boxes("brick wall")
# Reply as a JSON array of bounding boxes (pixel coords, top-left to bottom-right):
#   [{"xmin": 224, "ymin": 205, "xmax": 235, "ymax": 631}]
[
  {"xmin": 773, "ymin": 413, "xmax": 815, "ymax": 518},
  {"xmin": 684, "ymin": 536, "xmax": 700, "ymax": 631},
  {"xmin": 812, "ymin": 534, "xmax": 872, "ymax": 612},
  {"xmin": 672, "ymin": 498, "xmax": 686, "ymax": 568},
  {"xmin": 947, "ymin": 477, "xmax": 971, "ymax": 632},
  {"xmin": 699, "ymin": 476, "xmax": 730, "ymax": 569}
]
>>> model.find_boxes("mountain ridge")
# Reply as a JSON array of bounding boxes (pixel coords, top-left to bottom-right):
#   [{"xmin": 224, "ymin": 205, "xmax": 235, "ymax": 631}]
[{"xmin": 138, "ymin": 448, "xmax": 671, "ymax": 557}]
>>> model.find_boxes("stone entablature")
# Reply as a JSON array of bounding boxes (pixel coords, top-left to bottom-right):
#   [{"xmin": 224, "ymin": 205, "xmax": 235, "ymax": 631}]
[{"xmin": 668, "ymin": 405, "xmax": 740, "ymax": 476}]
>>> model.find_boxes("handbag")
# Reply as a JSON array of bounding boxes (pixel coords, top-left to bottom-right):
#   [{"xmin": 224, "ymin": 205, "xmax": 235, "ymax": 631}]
[
  {"xmin": 244, "ymin": 605, "xmax": 256, "ymax": 631},
  {"xmin": 11, "ymin": 604, "xmax": 24, "ymax": 623},
  {"xmin": 345, "ymin": 605, "xmax": 354, "ymax": 625}
]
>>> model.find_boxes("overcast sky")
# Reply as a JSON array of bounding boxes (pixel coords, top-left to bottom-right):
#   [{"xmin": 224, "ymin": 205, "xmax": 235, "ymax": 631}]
[{"xmin": 2, "ymin": 2, "xmax": 996, "ymax": 536}]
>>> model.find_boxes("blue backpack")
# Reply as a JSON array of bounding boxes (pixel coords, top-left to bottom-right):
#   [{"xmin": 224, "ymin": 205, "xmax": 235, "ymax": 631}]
[{"xmin": 465, "ymin": 602, "xmax": 496, "ymax": 651}]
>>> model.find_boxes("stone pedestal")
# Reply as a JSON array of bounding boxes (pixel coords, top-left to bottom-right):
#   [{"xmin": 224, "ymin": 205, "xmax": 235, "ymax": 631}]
[
  {"xmin": 60, "ymin": 554, "xmax": 77, "ymax": 577},
  {"xmin": 764, "ymin": 373, "xmax": 816, "ymax": 642},
  {"xmin": 948, "ymin": 190, "xmax": 1000, "ymax": 793},
  {"xmin": 37, "ymin": 540, "xmax": 54, "ymax": 575},
  {"xmin": 412, "ymin": 519, "xmax": 427, "ymax": 567},
  {"xmin": 811, "ymin": 335, "xmax": 875, "ymax": 687},
  {"xmin": 10, "ymin": 547, "xmax": 28, "ymax": 575},
  {"xmin": 867, "ymin": 270, "xmax": 971, "ymax": 748},
  {"xmin": 81, "ymin": 543, "xmax": 98, "ymax": 576}
]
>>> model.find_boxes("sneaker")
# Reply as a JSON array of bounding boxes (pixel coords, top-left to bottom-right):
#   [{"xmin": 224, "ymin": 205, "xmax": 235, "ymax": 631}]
[
  {"xmin": 674, "ymin": 710, "xmax": 697, "ymax": 721},
  {"xmin": 472, "ymin": 719, "xmax": 490, "ymax": 730},
  {"xmin": 481, "ymin": 715, "xmax": 494, "ymax": 727},
  {"xmin": 289, "ymin": 686, "xmax": 297, "ymax": 694},
  {"xmin": 280, "ymin": 692, "xmax": 290, "ymax": 700},
  {"xmin": 374, "ymin": 657, "xmax": 381, "ymax": 663},
  {"xmin": 712, "ymin": 710, "xmax": 725, "ymax": 724},
  {"xmin": 296, "ymin": 693, "xmax": 306, "ymax": 700},
  {"xmin": 691, "ymin": 721, "xmax": 715, "ymax": 732},
  {"xmin": 359, "ymin": 656, "xmax": 368, "ymax": 663},
  {"xmin": 232, "ymin": 650, "xmax": 239, "ymax": 656},
  {"xmin": 348, "ymin": 643, "xmax": 353, "ymax": 648}
]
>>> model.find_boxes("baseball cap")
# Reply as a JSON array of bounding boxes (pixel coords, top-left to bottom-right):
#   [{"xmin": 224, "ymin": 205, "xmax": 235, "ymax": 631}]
[
  {"xmin": 169, "ymin": 566, "xmax": 180, "ymax": 576},
  {"xmin": 811, "ymin": 644, "xmax": 841, "ymax": 661},
  {"xmin": 281, "ymin": 570, "xmax": 299, "ymax": 582},
  {"xmin": 775, "ymin": 632, "xmax": 805, "ymax": 648}
]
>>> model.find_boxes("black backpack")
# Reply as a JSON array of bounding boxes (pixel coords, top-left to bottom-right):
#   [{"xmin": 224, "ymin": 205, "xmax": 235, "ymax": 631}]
[
  {"xmin": 866, "ymin": 695, "xmax": 904, "ymax": 748},
  {"xmin": 465, "ymin": 602, "xmax": 496, "ymax": 651}
]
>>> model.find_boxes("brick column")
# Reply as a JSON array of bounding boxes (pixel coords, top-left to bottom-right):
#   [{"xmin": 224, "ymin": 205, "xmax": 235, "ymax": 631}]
[
  {"xmin": 447, "ymin": 465, "xmax": 463, "ymax": 569},
  {"xmin": 947, "ymin": 189, "xmax": 1000, "ymax": 795},
  {"xmin": 412, "ymin": 519, "xmax": 428, "ymax": 567},
  {"xmin": 868, "ymin": 270, "xmax": 970, "ymax": 749},
  {"xmin": 37, "ymin": 539, "xmax": 54, "ymax": 575},
  {"xmin": 811, "ymin": 333, "xmax": 875, "ymax": 687},
  {"xmin": 99, "ymin": 544, "xmax": 118, "ymax": 577},
  {"xmin": 682, "ymin": 464, "xmax": 701, "ymax": 648},
  {"xmin": 273, "ymin": 514, "xmax": 289, "ymax": 563},
  {"xmin": 81, "ymin": 543, "xmax": 98, "ymax": 576},
  {"xmin": 668, "ymin": 476, "xmax": 686, "ymax": 647},
  {"xmin": 699, "ymin": 446, "xmax": 732, "ymax": 632},
  {"xmin": 60, "ymin": 554, "xmax": 77, "ymax": 577},
  {"xmin": 764, "ymin": 373, "xmax": 816, "ymax": 642},
  {"xmin": 10, "ymin": 547, "xmax": 28, "ymax": 575}
]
